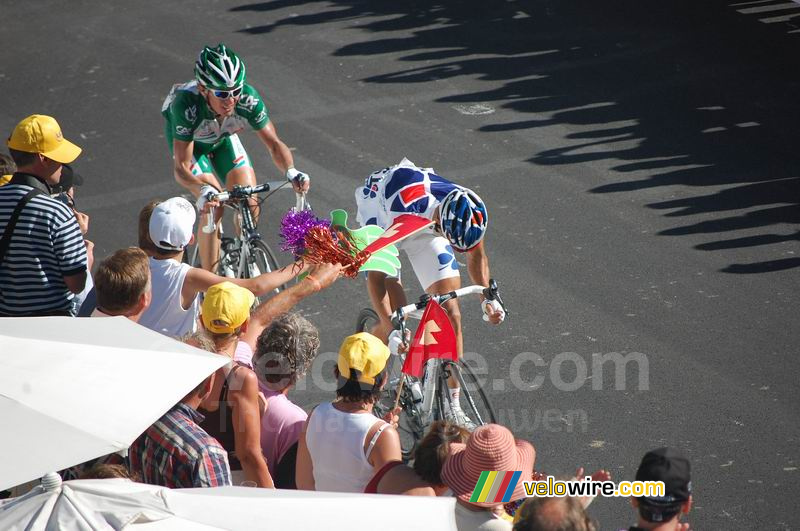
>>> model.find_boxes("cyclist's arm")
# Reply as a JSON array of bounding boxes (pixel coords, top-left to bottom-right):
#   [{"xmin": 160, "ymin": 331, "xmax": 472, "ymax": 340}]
[
  {"xmin": 172, "ymin": 138, "xmax": 222, "ymax": 196},
  {"xmin": 229, "ymin": 368, "xmax": 274, "ymax": 488},
  {"xmin": 466, "ymin": 240, "xmax": 491, "ymax": 289},
  {"xmin": 255, "ymin": 122, "xmax": 294, "ymax": 175},
  {"xmin": 466, "ymin": 240, "xmax": 504, "ymax": 324}
]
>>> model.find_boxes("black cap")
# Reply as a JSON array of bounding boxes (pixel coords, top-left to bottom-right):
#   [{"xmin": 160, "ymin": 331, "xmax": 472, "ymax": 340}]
[
  {"xmin": 636, "ymin": 447, "xmax": 691, "ymax": 504},
  {"xmin": 53, "ymin": 164, "xmax": 83, "ymax": 194}
]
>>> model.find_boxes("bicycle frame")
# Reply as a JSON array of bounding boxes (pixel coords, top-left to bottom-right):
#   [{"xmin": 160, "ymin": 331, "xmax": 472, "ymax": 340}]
[{"xmin": 390, "ymin": 282, "xmax": 505, "ymax": 424}]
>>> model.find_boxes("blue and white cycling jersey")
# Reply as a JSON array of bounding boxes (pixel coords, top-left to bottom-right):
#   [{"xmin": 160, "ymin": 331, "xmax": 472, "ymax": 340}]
[{"xmin": 355, "ymin": 158, "xmax": 459, "ymax": 230}]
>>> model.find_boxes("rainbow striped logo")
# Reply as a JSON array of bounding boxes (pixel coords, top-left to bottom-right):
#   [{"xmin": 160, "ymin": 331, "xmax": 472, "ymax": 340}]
[{"xmin": 470, "ymin": 471, "xmax": 523, "ymax": 503}]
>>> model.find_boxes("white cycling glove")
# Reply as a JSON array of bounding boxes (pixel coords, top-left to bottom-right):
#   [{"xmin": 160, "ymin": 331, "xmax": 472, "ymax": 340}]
[
  {"xmin": 196, "ymin": 185, "xmax": 218, "ymax": 214},
  {"xmin": 286, "ymin": 167, "xmax": 310, "ymax": 186},
  {"xmin": 388, "ymin": 329, "xmax": 405, "ymax": 356},
  {"xmin": 482, "ymin": 299, "xmax": 506, "ymax": 323}
]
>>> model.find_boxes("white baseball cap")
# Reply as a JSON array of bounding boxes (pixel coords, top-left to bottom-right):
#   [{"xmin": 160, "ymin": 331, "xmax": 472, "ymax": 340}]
[{"xmin": 149, "ymin": 197, "xmax": 196, "ymax": 251}]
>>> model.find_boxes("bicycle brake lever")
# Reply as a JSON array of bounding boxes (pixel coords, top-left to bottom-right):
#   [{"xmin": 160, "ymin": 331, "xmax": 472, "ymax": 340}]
[
  {"xmin": 483, "ymin": 278, "xmax": 509, "ymax": 316},
  {"xmin": 391, "ymin": 312, "xmax": 405, "ymax": 331}
]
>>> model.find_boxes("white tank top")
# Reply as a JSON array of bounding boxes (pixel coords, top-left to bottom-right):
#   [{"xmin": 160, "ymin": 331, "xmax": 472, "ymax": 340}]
[
  {"xmin": 138, "ymin": 257, "xmax": 199, "ymax": 338},
  {"xmin": 305, "ymin": 401, "xmax": 388, "ymax": 493}
]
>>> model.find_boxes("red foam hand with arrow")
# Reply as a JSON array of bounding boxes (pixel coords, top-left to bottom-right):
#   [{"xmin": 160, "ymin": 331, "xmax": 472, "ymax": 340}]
[
  {"xmin": 401, "ymin": 299, "xmax": 458, "ymax": 378},
  {"xmin": 363, "ymin": 214, "xmax": 435, "ymax": 255}
]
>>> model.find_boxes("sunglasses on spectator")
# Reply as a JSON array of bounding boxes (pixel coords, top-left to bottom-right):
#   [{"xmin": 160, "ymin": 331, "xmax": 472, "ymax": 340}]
[{"xmin": 212, "ymin": 86, "xmax": 243, "ymax": 99}]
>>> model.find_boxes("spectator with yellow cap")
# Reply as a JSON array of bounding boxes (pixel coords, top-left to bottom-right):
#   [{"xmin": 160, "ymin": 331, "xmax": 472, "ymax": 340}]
[
  {"xmin": 0, "ymin": 114, "xmax": 90, "ymax": 316},
  {"xmin": 198, "ymin": 281, "xmax": 274, "ymax": 488},
  {"xmin": 199, "ymin": 262, "xmax": 342, "ymax": 488},
  {"xmin": 296, "ymin": 332, "xmax": 402, "ymax": 492}
]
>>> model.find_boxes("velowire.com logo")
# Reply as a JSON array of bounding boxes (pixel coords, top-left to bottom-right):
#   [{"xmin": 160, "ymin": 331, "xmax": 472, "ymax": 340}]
[{"xmin": 470, "ymin": 471, "xmax": 522, "ymax": 504}]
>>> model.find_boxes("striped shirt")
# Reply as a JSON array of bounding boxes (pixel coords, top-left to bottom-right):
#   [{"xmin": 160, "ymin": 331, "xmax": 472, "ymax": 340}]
[
  {"xmin": 0, "ymin": 181, "xmax": 87, "ymax": 315},
  {"xmin": 129, "ymin": 402, "xmax": 232, "ymax": 488}
]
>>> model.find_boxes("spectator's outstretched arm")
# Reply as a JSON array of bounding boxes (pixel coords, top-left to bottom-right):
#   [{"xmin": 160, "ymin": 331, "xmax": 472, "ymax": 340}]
[
  {"xmin": 182, "ymin": 261, "xmax": 307, "ymax": 308},
  {"xmin": 240, "ymin": 263, "xmax": 342, "ymax": 350}
]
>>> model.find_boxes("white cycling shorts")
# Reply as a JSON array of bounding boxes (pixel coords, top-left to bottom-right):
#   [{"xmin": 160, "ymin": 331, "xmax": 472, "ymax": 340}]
[{"xmin": 397, "ymin": 230, "xmax": 461, "ymax": 290}]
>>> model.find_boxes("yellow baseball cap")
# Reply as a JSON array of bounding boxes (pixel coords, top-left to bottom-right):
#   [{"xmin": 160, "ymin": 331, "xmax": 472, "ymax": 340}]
[
  {"xmin": 201, "ymin": 282, "xmax": 255, "ymax": 334},
  {"xmin": 338, "ymin": 332, "xmax": 390, "ymax": 385},
  {"xmin": 7, "ymin": 114, "xmax": 82, "ymax": 164}
]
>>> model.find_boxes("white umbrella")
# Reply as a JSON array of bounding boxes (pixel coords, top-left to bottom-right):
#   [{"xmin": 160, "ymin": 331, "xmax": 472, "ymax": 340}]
[
  {"xmin": 0, "ymin": 476, "xmax": 458, "ymax": 530},
  {"xmin": 0, "ymin": 317, "xmax": 228, "ymax": 492}
]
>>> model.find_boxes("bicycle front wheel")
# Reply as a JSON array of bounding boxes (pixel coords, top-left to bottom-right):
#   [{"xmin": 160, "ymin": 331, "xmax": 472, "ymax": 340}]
[
  {"xmin": 247, "ymin": 240, "xmax": 285, "ymax": 293},
  {"xmin": 437, "ymin": 359, "xmax": 497, "ymax": 429},
  {"xmin": 373, "ymin": 381, "xmax": 427, "ymax": 462}
]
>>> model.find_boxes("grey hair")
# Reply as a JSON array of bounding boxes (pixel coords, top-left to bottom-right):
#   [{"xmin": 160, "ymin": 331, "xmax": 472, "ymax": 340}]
[{"xmin": 253, "ymin": 312, "xmax": 320, "ymax": 390}]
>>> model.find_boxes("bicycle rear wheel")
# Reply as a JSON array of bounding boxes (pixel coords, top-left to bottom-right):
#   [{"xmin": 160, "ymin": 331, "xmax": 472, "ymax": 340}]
[{"xmin": 437, "ymin": 359, "xmax": 497, "ymax": 429}]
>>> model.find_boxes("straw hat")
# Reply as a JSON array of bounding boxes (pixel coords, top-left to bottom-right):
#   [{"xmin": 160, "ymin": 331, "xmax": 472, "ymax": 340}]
[{"xmin": 441, "ymin": 424, "xmax": 535, "ymax": 507}]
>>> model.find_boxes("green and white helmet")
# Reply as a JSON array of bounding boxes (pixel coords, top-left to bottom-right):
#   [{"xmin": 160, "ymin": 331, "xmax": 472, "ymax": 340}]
[{"xmin": 194, "ymin": 44, "xmax": 246, "ymax": 90}]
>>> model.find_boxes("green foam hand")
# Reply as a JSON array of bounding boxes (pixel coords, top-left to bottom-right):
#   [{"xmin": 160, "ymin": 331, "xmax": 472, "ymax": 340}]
[{"xmin": 330, "ymin": 209, "xmax": 401, "ymax": 276}]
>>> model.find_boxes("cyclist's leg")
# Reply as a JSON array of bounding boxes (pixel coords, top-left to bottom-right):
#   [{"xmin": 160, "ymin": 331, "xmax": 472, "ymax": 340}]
[
  {"xmin": 165, "ymin": 122, "xmax": 221, "ymax": 271},
  {"xmin": 402, "ymin": 232, "xmax": 464, "ymax": 358},
  {"xmin": 211, "ymin": 134, "xmax": 259, "ymax": 229},
  {"xmin": 366, "ymin": 270, "xmax": 407, "ymax": 342}
]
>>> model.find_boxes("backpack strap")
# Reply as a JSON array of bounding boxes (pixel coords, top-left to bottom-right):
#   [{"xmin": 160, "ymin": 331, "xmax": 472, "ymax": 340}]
[{"xmin": 0, "ymin": 187, "xmax": 43, "ymax": 266}]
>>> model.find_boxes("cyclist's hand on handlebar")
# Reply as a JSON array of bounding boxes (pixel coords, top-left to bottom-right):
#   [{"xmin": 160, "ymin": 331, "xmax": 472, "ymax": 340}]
[
  {"xmin": 388, "ymin": 329, "xmax": 410, "ymax": 355},
  {"xmin": 482, "ymin": 299, "xmax": 505, "ymax": 324},
  {"xmin": 196, "ymin": 184, "xmax": 220, "ymax": 214},
  {"xmin": 286, "ymin": 167, "xmax": 310, "ymax": 193}
]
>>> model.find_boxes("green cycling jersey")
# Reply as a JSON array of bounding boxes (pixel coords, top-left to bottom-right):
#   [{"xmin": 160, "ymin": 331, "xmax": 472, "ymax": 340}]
[{"xmin": 162, "ymin": 80, "xmax": 270, "ymax": 154}]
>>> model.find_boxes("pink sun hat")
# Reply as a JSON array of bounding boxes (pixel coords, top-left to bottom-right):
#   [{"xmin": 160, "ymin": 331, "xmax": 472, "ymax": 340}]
[{"xmin": 440, "ymin": 423, "xmax": 535, "ymax": 507}]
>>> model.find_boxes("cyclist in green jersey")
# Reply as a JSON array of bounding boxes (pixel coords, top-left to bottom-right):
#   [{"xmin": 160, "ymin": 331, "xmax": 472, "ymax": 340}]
[{"xmin": 162, "ymin": 43, "xmax": 310, "ymax": 271}]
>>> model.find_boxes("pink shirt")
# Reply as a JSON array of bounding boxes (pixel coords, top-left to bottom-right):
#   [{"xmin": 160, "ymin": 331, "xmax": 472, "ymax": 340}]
[
  {"xmin": 233, "ymin": 341, "xmax": 254, "ymax": 369},
  {"xmin": 258, "ymin": 384, "xmax": 307, "ymax": 477}
]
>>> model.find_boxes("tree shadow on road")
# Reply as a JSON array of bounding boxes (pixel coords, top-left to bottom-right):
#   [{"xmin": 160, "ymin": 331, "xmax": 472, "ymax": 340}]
[{"xmin": 231, "ymin": 0, "xmax": 800, "ymax": 273}]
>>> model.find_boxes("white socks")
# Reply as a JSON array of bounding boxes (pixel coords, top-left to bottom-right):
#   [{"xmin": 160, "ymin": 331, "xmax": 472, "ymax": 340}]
[{"xmin": 449, "ymin": 387, "xmax": 462, "ymax": 412}]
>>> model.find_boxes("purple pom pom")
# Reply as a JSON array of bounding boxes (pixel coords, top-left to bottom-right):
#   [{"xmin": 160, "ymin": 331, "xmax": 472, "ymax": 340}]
[{"xmin": 279, "ymin": 209, "xmax": 331, "ymax": 257}]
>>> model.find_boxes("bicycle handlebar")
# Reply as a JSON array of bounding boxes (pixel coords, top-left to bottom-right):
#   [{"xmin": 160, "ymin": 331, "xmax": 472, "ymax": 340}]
[
  {"xmin": 391, "ymin": 280, "xmax": 508, "ymax": 329},
  {"xmin": 201, "ymin": 181, "xmax": 307, "ymax": 233}
]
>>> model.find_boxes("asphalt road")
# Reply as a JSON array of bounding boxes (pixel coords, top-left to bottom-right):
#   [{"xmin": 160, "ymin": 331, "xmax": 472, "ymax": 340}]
[{"xmin": 3, "ymin": 0, "xmax": 799, "ymax": 528}]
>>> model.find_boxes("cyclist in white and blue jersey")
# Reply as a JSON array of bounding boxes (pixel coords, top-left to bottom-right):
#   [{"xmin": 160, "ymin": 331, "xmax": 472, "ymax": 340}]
[{"xmin": 355, "ymin": 158, "xmax": 504, "ymax": 427}]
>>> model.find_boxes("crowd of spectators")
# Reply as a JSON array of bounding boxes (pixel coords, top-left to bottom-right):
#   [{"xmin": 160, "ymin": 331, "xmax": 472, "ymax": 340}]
[{"xmin": 1, "ymin": 114, "xmax": 694, "ymax": 530}]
